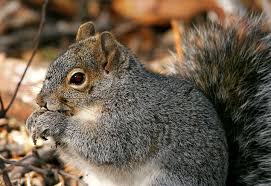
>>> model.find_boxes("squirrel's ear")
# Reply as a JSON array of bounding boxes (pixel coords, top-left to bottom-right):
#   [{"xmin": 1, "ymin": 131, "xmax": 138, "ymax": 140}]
[
  {"xmin": 76, "ymin": 21, "xmax": 96, "ymax": 42},
  {"xmin": 100, "ymin": 31, "xmax": 120, "ymax": 72}
]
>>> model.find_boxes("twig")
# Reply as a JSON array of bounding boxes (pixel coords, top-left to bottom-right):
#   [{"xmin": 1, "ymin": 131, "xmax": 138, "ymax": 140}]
[
  {"xmin": 3, "ymin": 0, "xmax": 48, "ymax": 116},
  {"xmin": 0, "ymin": 154, "xmax": 47, "ymax": 175},
  {"xmin": 170, "ymin": 19, "xmax": 184, "ymax": 64},
  {"xmin": 0, "ymin": 154, "xmax": 86, "ymax": 185},
  {"xmin": 1, "ymin": 158, "xmax": 48, "ymax": 175},
  {"xmin": 0, "ymin": 159, "xmax": 12, "ymax": 186},
  {"xmin": 0, "ymin": 22, "xmax": 79, "ymax": 53},
  {"xmin": 0, "ymin": 93, "xmax": 5, "ymax": 119},
  {"xmin": 2, "ymin": 145, "xmax": 56, "ymax": 176},
  {"xmin": 0, "ymin": 93, "xmax": 4, "ymax": 111},
  {"xmin": 0, "ymin": 154, "xmax": 60, "ymax": 186},
  {"xmin": 0, "ymin": 154, "xmax": 60, "ymax": 185},
  {"xmin": 2, "ymin": 154, "xmax": 34, "ymax": 173}
]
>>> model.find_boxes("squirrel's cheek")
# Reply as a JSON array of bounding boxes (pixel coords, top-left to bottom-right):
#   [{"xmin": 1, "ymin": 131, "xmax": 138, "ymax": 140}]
[{"xmin": 72, "ymin": 104, "xmax": 103, "ymax": 124}]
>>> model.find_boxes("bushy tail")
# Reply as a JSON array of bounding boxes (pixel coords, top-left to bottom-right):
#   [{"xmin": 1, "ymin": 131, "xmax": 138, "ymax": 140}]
[{"xmin": 180, "ymin": 16, "xmax": 271, "ymax": 186}]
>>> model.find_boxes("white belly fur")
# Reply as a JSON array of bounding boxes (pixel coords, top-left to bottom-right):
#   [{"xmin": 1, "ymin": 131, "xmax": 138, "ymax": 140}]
[{"xmin": 59, "ymin": 150, "xmax": 161, "ymax": 186}]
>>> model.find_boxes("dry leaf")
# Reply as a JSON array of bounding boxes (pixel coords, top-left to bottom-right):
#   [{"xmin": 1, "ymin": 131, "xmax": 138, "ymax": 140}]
[{"xmin": 113, "ymin": 0, "xmax": 225, "ymax": 25}]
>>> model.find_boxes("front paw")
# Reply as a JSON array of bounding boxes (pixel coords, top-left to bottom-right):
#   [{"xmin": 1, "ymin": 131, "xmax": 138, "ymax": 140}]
[
  {"xmin": 26, "ymin": 110, "xmax": 65, "ymax": 145},
  {"xmin": 26, "ymin": 108, "xmax": 46, "ymax": 133}
]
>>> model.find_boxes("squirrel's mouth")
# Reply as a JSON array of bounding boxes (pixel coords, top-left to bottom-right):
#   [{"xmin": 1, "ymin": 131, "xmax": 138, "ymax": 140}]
[
  {"xmin": 57, "ymin": 110, "xmax": 74, "ymax": 116},
  {"xmin": 41, "ymin": 107, "xmax": 75, "ymax": 117}
]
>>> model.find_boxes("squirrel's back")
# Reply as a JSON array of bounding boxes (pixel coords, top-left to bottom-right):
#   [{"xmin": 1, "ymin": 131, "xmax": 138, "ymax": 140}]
[{"xmin": 180, "ymin": 16, "xmax": 271, "ymax": 185}]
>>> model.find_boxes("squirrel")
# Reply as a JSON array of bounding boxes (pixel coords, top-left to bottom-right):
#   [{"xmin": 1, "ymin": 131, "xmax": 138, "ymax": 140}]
[{"xmin": 26, "ymin": 16, "xmax": 271, "ymax": 186}]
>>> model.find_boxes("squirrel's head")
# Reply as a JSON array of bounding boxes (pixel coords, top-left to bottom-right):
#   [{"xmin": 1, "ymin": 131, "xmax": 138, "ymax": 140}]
[{"xmin": 36, "ymin": 22, "xmax": 137, "ymax": 115}]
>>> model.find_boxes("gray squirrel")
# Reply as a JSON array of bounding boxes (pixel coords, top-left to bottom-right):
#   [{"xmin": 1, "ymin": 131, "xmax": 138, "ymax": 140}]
[{"xmin": 26, "ymin": 16, "xmax": 271, "ymax": 186}]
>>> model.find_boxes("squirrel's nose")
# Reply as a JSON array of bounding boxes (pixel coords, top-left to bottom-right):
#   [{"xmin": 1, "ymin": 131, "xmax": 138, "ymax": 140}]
[{"xmin": 35, "ymin": 92, "xmax": 71, "ymax": 112}]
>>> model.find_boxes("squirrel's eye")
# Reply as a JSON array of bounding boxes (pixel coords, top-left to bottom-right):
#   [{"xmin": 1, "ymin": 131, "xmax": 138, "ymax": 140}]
[
  {"xmin": 69, "ymin": 72, "xmax": 85, "ymax": 85},
  {"xmin": 67, "ymin": 68, "xmax": 88, "ymax": 90}
]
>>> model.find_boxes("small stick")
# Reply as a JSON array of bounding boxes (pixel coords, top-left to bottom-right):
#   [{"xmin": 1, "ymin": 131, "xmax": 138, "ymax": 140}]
[
  {"xmin": 2, "ymin": 154, "xmax": 34, "ymax": 172},
  {"xmin": 0, "ymin": 155, "xmax": 48, "ymax": 175},
  {"xmin": 0, "ymin": 159, "xmax": 12, "ymax": 186},
  {"xmin": 0, "ymin": 154, "xmax": 86, "ymax": 185},
  {"xmin": 4, "ymin": 0, "xmax": 49, "ymax": 116},
  {"xmin": 0, "ymin": 93, "xmax": 5, "ymax": 119},
  {"xmin": 0, "ymin": 93, "xmax": 4, "ymax": 111}
]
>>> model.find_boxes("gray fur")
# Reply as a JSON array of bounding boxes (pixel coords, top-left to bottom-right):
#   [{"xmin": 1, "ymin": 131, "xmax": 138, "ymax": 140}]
[
  {"xmin": 181, "ymin": 16, "xmax": 271, "ymax": 185},
  {"xmin": 26, "ymin": 37, "xmax": 228, "ymax": 185}
]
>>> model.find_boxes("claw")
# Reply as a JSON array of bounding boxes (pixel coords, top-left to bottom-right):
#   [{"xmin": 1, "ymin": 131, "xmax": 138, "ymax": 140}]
[
  {"xmin": 40, "ymin": 129, "xmax": 49, "ymax": 141},
  {"xmin": 32, "ymin": 132, "xmax": 37, "ymax": 145}
]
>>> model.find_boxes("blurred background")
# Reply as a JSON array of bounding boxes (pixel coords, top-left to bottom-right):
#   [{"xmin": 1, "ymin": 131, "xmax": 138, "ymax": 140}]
[{"xmin": 0, "ymin": 0, "xmax": 270, "ymax": 185}]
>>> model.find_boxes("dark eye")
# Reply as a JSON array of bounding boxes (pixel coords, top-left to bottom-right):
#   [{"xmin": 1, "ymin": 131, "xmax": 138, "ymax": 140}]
[{"xmin": 69, "ymin": 72, "xmax": 85, "ymax": 85}]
